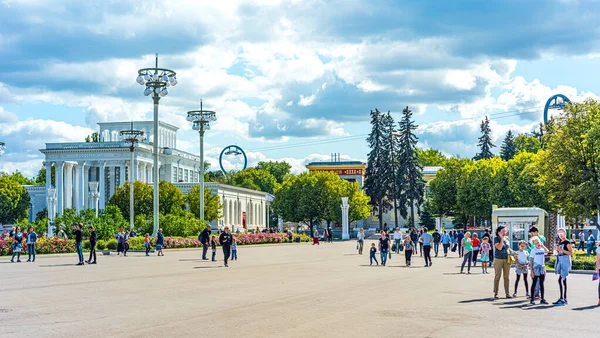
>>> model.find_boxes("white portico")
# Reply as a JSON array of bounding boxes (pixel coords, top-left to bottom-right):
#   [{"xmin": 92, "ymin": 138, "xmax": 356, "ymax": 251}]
[{"xmin": 35, "ymin": 120, "xmax": 270, "ymax": 233}]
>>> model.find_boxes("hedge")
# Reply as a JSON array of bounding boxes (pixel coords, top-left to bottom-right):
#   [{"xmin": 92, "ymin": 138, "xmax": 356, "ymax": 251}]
[
  {"xmin": 548, "ymin": 254, "xmax": 598, "ymax": 271},
  {"xmin": 0, "ymin": 233, "xmax": 312, "ymax": 256}
]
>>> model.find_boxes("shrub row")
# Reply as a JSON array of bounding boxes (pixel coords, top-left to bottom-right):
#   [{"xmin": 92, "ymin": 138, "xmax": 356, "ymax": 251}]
[
  {"xmin": 0, "ymin": 233, "xmax": 312, "ymax": 256},
  {"xmin": 548, "ymin": 255, "xmax": 598, "ymax": 271}
]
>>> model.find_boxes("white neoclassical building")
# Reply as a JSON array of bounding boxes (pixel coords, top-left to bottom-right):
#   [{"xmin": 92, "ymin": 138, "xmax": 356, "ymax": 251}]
[{"xmin": 26, "ymin": 120, "xmax": 270, "ymax": 232}]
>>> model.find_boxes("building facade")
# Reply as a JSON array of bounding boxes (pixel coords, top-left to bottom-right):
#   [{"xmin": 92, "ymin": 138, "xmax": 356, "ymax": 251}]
[{"xmin": 26, "ymin": 121, "xmax": 269, "ymax": 232}]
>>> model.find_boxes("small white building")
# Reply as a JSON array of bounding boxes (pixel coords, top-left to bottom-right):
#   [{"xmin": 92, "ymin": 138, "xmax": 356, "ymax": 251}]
[{"xmin": 26, "ymin": 120, "xmax": 270, "ymax": 231}]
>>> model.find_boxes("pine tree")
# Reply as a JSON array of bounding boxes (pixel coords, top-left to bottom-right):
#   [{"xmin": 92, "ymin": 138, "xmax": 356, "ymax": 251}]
[
  {"xmin": 380, "ymin": 111, "xmax": 400, "ymax": 228},
  {"xmin": 473, "ymin": 116, "xmax": 495, "ymax": 160},
  {"xmin": 364, "ymin": 109, "xmax": 392, "ymax": 229},
  {"xmin": 500, "ymin": 130, "xmax": 516, "ymax": 161},
  {"xmin": 418, "ymin": 202, "xmax": 436, "ymax": 230},
  {"xmin": 396, "ymin": 106, "xmax": 425, "ymax": 228}
]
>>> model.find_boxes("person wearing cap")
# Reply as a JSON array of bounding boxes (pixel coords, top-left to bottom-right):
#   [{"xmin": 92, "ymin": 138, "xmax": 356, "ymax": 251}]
[
  {"xmin": 493, "ymin": 225, "xmax": 513, "ymax": 299},
  {"xmin": 587, "ymin": 230, "xmax": 596, "ymax": 256}
]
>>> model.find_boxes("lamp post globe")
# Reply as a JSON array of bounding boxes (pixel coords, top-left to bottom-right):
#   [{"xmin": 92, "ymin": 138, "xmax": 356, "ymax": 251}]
[
  {"xmin": 136, "ymin": 53, "xmax": 177, "ymax": 237},
  {"xmin": 186, "ymin": 100, "xmax": 217, "ymax": 221},
  {"xmin": 120, "ymin": 123, "xmax": 144, "ymax": 231}
]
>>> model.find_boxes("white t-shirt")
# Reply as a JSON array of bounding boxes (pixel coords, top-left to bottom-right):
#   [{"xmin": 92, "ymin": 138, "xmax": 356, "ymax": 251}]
[
  {"xmin": 393, "ymin": 232, "xmax": 402, "ymax": 240},
  {"xmin": 516, "ymin": 250, "xmax": 529, "ymax": 265},
  {"xmin": 596, "ymin": 247, "xmax": 600, "ymax": 255},
  {"xmin": 531, "ymin": 247, "xmax": 545, "ymax": 266}
]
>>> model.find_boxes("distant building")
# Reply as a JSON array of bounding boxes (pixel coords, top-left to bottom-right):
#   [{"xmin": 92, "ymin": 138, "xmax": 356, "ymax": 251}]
[{"xmin": 305, "ymin": 158, "xmax": 367, "ymax": 187}]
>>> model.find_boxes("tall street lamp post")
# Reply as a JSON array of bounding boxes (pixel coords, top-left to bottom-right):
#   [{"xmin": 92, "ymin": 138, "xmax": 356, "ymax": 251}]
[
  {"xmin": 186, "ymin": 101, "xmax": 216, "ymax": 221},
  {"xmin": 136, "ymin": 53, "xmax": 177, "ymax": 237},
  {"xmin": 120, "ymin": 123, "xmax": 144, "ymax": 231}
]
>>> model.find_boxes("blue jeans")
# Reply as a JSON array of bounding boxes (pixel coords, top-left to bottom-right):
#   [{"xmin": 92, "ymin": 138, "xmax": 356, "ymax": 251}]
[
  {"xmin": 76, "ymin": 242, "xmax": 84, "ymax": 263},
  {"xmin": 232, "ymin": 250, "xmax": 237, "ymax": 260},
  {"xmin": 28, "ymin": 244, "xmax": 36, "ymax": 261},
  {"xmin": 587, "ymin": 243, "xmax": 595, "ymax": 256},
  {"xmin": 370, "ymin": 254, "xmax": 378, "ymax": 265},
  {"xmin": 380, "ymin": 249, "xmax": 388, "ymax": 265},
  {"xmin": 433, "ymin": 242, "xmax": 439, "ymax": 256}
]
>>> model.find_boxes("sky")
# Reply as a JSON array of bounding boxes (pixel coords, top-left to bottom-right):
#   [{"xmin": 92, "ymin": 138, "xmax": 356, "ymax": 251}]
[{"xmin": 2, "ymin": 0, "xmax": 600, "ymax": 178}]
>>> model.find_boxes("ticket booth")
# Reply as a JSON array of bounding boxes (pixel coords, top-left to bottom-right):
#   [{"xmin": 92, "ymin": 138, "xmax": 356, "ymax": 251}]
[{"xmin": 492, "ymin": 207, "xmax": 549, "ymax": 251}]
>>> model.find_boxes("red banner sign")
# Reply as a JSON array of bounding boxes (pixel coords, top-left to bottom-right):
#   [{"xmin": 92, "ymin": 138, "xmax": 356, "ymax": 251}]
[{"xmin": 310, "ymin": 168, "xmax": 363, "ymax": 175}]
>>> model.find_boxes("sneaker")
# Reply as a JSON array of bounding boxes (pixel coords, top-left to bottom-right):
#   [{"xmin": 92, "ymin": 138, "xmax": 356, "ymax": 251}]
[
  {"xmin": 505, "ymin": 295, "xmax": 512, "ymax": 299},
  {"xmin": 494, "ymin": 294, "xmax": 499, "ymax": 299},
  {"xmin": 429, "ymin": 262, "xmax": 433, "ymax": 267},
  {"xmin": 540, "ymin": 299, "xmax": 548, "ymax": 304},
  {"xmin": 563, "ymin": 299, "xmax": 568, "ymax": 305},
  {"xmin": 512, "ymin": 293, "xmax": 517, "ymax": 298},
  {"xmin": 90, "ymin": 261, "xmax": 97, "ymax": 264},
  {"xmin": 10, "ymin": 260, "xmax": 13, "ymax": 263},
  {"xmin": 17, "ymin": 260, "xmax": 21, "ymax": 263},
  {"xmin": 552, "ymin": 299, "xmax": 565, "ymax": 306},
  {"xmin": 467, "ymin": 271, "xmax": 471, "ymax": 274},
  {"xmin": 530, "ymin": 300, "xmax": 535, "ymax": 305},
  {"xmin": 224, "ymin": 263, "xmax": 228, "ymax": 267},
  {"xmin": 482, "ymin": 271, "xmax": 485, "ymax": 274},
  {"xmin": 26, "ymin": 259, "xmax": 31, "ymax": 262},
  {"xmin": 424, "ymin": 264, "xmax": 429, "ymax": 268}
]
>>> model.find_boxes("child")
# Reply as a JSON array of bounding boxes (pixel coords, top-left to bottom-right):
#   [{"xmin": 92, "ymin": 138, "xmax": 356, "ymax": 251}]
[
  {"xmin": 211, "ymin": 235, "xmax": 217, "ymax": 262},
  {"xmin": 404, "ymin": 235, "xmax": 413, "ymax": 267},
  {"xmin": 554, "ymin": 228, "xmax": 573, "ymax": 306},
  {"xmin": 513, "ymin": 240, "xmax": 530, "ymax": 298},
  {"xmin": 144, "ymin": 234, "xmax": 151, "ymax": 256},
  {"xmin": 530, "ymin": 236, "xmax": 549, "ymax": 305},
  {"xmin": 369, "ymin": 243, "xmax": 378, "ymax": 266},
  {"xmin": 232, "ymin": 237, "xmax": 238, "ymax": 261},
  {"xmin": 480, "ymin": 237, "xmax": 491, "ymax": 274}
]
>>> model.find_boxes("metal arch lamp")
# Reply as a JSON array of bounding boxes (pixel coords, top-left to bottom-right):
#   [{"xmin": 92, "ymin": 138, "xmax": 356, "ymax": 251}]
[
  {"xmin": 136, "ymin": 53, "xmax": 177, "ymax": 237},
  {"xmin": 186, "ymin": 100, "xmax": 217, "ymax": 221},
  {"xmin": 543, "ymin": 94, "xmax": 570, "ymax": 124},
  {"xmin": 0, "ymin": 142, "xmax": 5, "ymax": 156},
  {"xmin": 219, "ymin": 145, "xmax": 247, "ymax": 174},
  {"xmin": 120, "ymin": 122, "xmax": 144, "ymax": 231}
]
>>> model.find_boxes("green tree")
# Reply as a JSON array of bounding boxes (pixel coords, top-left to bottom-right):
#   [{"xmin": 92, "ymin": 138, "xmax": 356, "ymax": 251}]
[
  {"xmin": 364, "ymin": 109, "xmax": 392, "ymax": 229},
  {"xmin": 396, "ymin": 106, "xmax": 425, "ymax": 227},
  {"xmin": 429, "ymin": 158, "xmax": 471, "ymax": 221},
  {"xmin": 206, "ymin": 170, "xmax": 226, "ymax": 183},
  {"xmin": 514, "ymin": 134, "xmax": 541, "ymax": 154},
  {"xmin": 159, "ymin": 210, "xmax": 207, "ymax": 237},
  {"xmin": 1, "ymin": 171, "xmax": 35, "ymax": 185},
  {"xmin": 538, "ymin": 100, "xmax": 600, "ymax": 220},
  {"xmin": 457, "ymin": 158, "xmax": 505, "ymax": 225},
  {"xmin": 256, "ymin": 161, "xmax": 292, "ymax": 184},
  {"xmin": 187, "ymin": 185, "xmax": 223, "ymax": 221},
  {"xmin": 418, "ymin": 201, "xmax": 436, "ymax": 229},
  {"xmin": 85, "ymin": 132, "xmax": 99, "ymax": 142},
  {"xmin": 0, "ymin": 175, "xmax": 31, "ymax": 224},
  {"xmin": 159, "ymin": 181, "xmax": 186, "ymax": 215},
  {"xmin": 381, "ymin": 111, "xmax": 400, "ymax": 227},
  {"xmin": 230, "ymin": 168, "xmax": 277, "ymax": 194},
  {"xmin": 107, "ymin": 181, "xmax": 153, "ymax": 220},
  {"xmin": 473, "ymin": 116, "xmax": 495, "ymax": 160},
  {"xmin": 500, "ymin": 130, "xmax": 516, "ymax": 161},
  {"xmin": 493, "ymin": 152, "xmax": 550, "ymax": 210},
  {"xmin": 416, "ymin": 148, "xmax": 448, "ymax": 167},
  {"xmin": 35, "ymin": 164, "xmax": 56, "ymax": 185}
]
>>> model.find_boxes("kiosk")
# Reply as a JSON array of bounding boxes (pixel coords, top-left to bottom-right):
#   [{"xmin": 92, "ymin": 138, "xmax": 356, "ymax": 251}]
[{"xmin": 492, "ymin": 207, "xmax": 549, "ymax": 251}]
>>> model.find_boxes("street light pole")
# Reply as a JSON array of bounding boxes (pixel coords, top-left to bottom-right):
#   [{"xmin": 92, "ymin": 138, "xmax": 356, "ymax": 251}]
[
  {"xmin": 136, "ymin": 54, "xmax": 177, "ymax": 237},
  {"xmin": 186, "ymin": 100, "xmax": 217, "ymax": 221},
  {"xmin": 0, "ymin": 142, "xmax": 5, "ymax": 157},
  {"xmin": 120, "ymin": 122, "xmax": 144, "ymax": 231}
]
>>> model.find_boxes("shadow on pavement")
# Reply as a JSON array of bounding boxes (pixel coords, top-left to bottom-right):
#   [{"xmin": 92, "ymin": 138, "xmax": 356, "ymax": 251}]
[
  {"xmin": 39, "ymin": 264, "xmax": 79, "ymax": 268},
  {"xmin": 458, "ymin": 298, "xmax": 495, "ymax": 303},
  {"xmin": 572, "ymin": 305, "xmax": 600, "ymax": 311},
  {"xmin": 179, "ymin": 259, "xmax": 209, "ymax": 262},
  {"xmin": 443, "ymin": 272, "xmax": 465, "ymax": 275},
  {"xmin": 493, "ymin": 300, "xmax": 527, "ymax": 305},
  {"xmin": 522, "ymin": 305, "xmax": 554, "ymax": 310},
  {"xmin": 193, "ymin": 266, "xmax": 221, "ymax": 269}
]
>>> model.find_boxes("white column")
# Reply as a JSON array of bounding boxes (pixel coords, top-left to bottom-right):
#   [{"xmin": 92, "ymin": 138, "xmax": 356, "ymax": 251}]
[
  {"xmin": 84, "ymin": 167, "xmax": 89, "ymax": 209},
  {"xmin": 263, "ymin": 201, "xmax": 267, "ymax": 227},
  {"xmin": 119, "ymin": 162, "xmax": 126, "ymax": 187},
  {"xmin": 78, "ymin": 162, "xmax": 86, "ymax": 212},
  {"xmin": 64, "ymin": 163, "xmax": 73, "ymax": 209},
  {"xmin": 56, "ymin": 161, "xmax": 64, "ymax": 215},
  {"xmin": 99, "ymin": 161, "xmax": 106, "ymax": 210},
  {"xmin": 74, "ymin": 163, "xmax": 80, "ymax": 212},
  {"xmin": 341, "ymin": 197, "xmax": 349, "ymax": 240}
]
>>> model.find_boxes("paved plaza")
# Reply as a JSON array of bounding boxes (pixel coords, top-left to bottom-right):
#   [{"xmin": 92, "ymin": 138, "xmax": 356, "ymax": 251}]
[{"xmin": 1, "ymin": 241, "xmax": 599, "ymax": 338}]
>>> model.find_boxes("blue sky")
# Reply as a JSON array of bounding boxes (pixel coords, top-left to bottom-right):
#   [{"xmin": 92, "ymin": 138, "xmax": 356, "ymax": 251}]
[{"xmin": 1, "ymin": 0, "xmax": 600, "ymax": 176}]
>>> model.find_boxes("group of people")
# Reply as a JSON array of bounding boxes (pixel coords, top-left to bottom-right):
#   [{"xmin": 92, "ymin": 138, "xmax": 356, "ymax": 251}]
[
  {"xmin": 7, "ymin": 226, "xmax": 38, "ymax": 263},
  {"xmin": 363, "ymin": 226, "xmax": 437, "ymax": 267},
  {"xmin": 312, "ymin": 227, "xmax": 334, "ymax": 245},
  {"xmin": 198, "ymin": 225, "xmax": 237, "ymax": 267}
]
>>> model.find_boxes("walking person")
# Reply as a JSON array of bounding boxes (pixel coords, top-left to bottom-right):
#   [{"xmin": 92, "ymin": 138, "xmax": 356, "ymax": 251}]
[
  {"xmin": 219, "ymin": 226, "xmax": 233, "ymax": 267},
  {"xmin": 578, "ymin": 230, "xmax": 586, "ymax": 251},
  {"xmin": 116, "ymin": 228, "xmax": 126, "ymax": 256},
  {"xmin": 529, "ymin": 236, "xmax": 549, "ymax": 305},
  {"xmin": 410, "ymin": 229, "xmax": 418, "ymax": 255},
  {"xmin": 379, "ymin": 232, "xmax": 390, "ymax": 266},
  {"xmin": 457, "ymin": 230, "xmax": 465, "ymax": 257},
  {"xmin": 480, "ymin": 236, "xmax": 491, "ymax": 274},
  {"xmin": 313, "ymin": 229, "xmax": 320, "ymax": 245},
  {"xmin": 482, "ymin": 229, "xmax": 493, "ymax": 265},
  {"xmin": 123, "ymin": 231, "xmax": 130, "ymax": 257},
  {"xmin": 369, "ymin": 243, "xmax": 378, "ymax": 266},
  {"xmin": 493, "ymin": 226, "xmax": 513, "ymax": 299},
  {"xmin": 210, "ymin": 235, "xmax": 217, "ymax": 261},
  {"xmin": 328, "ymin": 227, "xmax": 334, "ymax": 243},
  {"xmin": 199, "ymin": 225, "xmax": 211, "ymax": 260},
  {"xmin": 26, "ymin": 226, "xmax": 37, "ymax": 262},
  {"xmin": 86, "ymin": 225, "xmax": 97, "ymax": 264},
  {"xmin": 357, "ymin": 228, "xmax": 365, "ymax": 254},
  {"xmin": 553, "ymin": 228, "xmax": 573, "ymax": 306},
  {"xmin": 586, "ymin": 230, "xmax": 596, "ymax": 256},
  {"xmin": 432, "ymin": 229, "xmax": 441, "ymax": 257},
  {"xmin": 450, "ymin": 230, "xmax": 457, "ymax": 254},
  {"xmin": 471, "ymin": 233, "xmax": 480, "ymax": 267},
  {"xmin": 441, "ymin": 230, "xmax": 451, "ymax": 257},
  {"xmin": 10, "ymin": 227, "xmax": 23, "ymax": 263},
  {"xmin": 57, "ymin": 226, "xmax": 68, "ymax": 239},
  {"xmin": 232, "ymin": 237, "xmax": 238, "ymax": 261},
  {"xmin": 144, "ymin": 233, "xmax": 151, "ymax": 256},
  {"xmin": 513, "ymin": 240, "xmax": 530, "ymax": 298},
  {"xmin": 393, "ymin": 228, "xmax": 402, "ymax": 254},
  {"xmin": 460, "ymin": 232, "xmax": 473, "ymax": 274},
  {"xmin": 156, "ymin": 228, "xmax": 165, "ymax": 256},
  {"xmin": 420, "ymin": 228, "xmax": 433, "ymax": 267},
  {"xmin": 73, "ymin": 224, "xmax": 84, "ymax": 266},
  {"xmin": 418, "ymin": 229, "xmax": 424, "ymax": 257},
  {"xmin": 404, "ymin": 235, "xmax": 414, "ymax": 267}
]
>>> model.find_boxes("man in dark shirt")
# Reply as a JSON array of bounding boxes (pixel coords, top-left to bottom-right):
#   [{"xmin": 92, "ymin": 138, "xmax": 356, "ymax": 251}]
[
  {"xmin": 73, "ymin": 223, "xmax": 84, "ymax": 265},
  {"xmin": 378, "ymin": 232, "xmax": 390, "ymax": 267},
  {"xmin": 199, "ymin": 225, "xmax": 211, "ymax": 260},
  {"xmin": 432, "ymin": 229, "xmax": 441, "ymax": 257},
  {"xmin": 87, "ymin": 225, "xmax": 97, "ymax": 264},
  {"xmin": 457, "ymin": 230, "xmax": 465, "ymax": 257},
  {"xmin": 219, "ymin": 226, "xmax": 233, "ymax": 267}
]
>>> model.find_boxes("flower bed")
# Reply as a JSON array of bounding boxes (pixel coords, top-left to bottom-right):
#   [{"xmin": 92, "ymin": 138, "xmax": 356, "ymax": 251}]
[
  {"xmin": 0, "ymin": 232, "xmax": 311, "ymax": 256},
  {"xmin": 548, "ymin": 255, "xmax": 597, "ymax": 271}
]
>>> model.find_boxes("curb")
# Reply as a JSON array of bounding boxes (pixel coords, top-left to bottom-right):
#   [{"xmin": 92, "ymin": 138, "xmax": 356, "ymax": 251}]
[{"xmin": 546, "ymin": 269, "xmax": 596, "ymax": 275}]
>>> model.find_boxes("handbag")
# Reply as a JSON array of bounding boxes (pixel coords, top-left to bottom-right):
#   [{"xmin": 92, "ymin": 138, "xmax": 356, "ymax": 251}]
[
  {"xmin": 593, "ymin": 273, "xmax": 599, "ymax": 281},
  {"xmin": 507, "ymin": 254, "xmax": 515, "ymax": 265},
  {"xmin": 388, "ymin": 251, "xmax": 392, "ymax": 259},
  {"xmin": 399, "ymin": 243, "xmax": 404, "ymax": 252},
  {"xmin": 356, "ymin": 243, "xmax": 359, "ymax": 250}
]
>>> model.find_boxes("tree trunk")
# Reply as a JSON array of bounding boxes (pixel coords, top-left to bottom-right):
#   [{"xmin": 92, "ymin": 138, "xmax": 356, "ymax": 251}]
[
  {"xmin": 378, "ymin": 199, "xmax": 384, "ymax": 230},
  {"xmin": 410, "ymin": 198, "xmax": 415, "ymax": 228}
]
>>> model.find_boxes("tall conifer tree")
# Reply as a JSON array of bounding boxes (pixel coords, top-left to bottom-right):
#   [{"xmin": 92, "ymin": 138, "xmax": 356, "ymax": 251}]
[
  {"xmin": 473, "ymin": 116, "xmax": 495, "ymax": 160},
  {"xmin": 365, "ymin": 109, "xmax": 392, "ymax": 229},
  {"xmin": 381, "ymin": 111, "xmax": 399, "ymax": 227},
  {"xmin": 500, "ymin": 130, "xmax": 516, "ymax": 161},
  {"xmin": 396, "ymin": 106, "xmax": 425, "ymax": 227}
]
